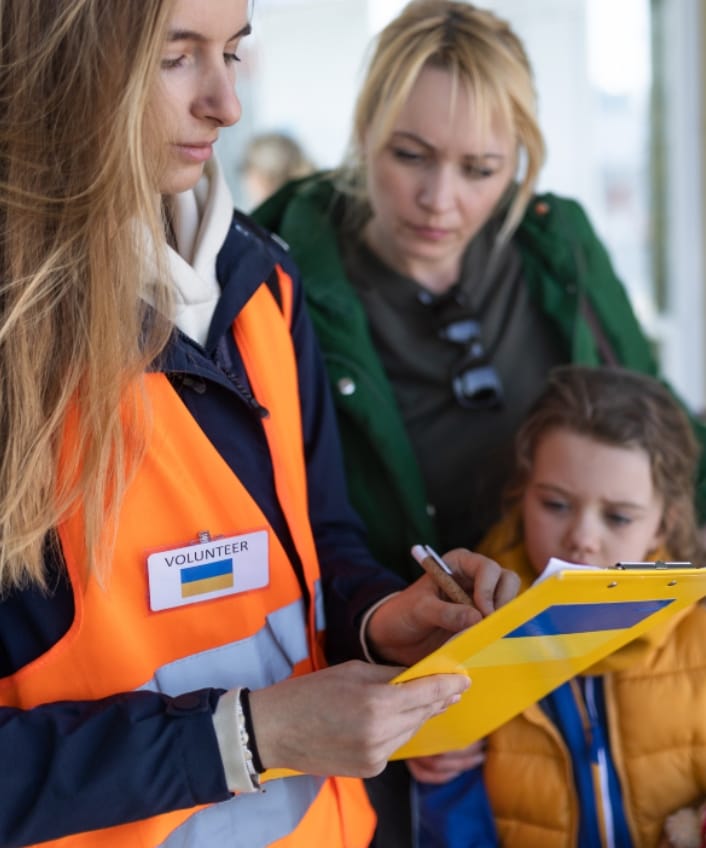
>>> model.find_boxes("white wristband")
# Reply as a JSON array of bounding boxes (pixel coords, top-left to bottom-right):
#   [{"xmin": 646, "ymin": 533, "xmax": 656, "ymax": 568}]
[
  {"xmin": 212, "ymin": 689, "xmax": 261, "ymax": 794},
  {"xmin": 235, "ymin": 687, "xmax": 261, "ymax": 790}
]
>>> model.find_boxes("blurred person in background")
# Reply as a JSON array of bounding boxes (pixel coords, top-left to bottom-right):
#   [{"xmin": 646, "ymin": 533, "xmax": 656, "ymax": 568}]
[{"xmin": 240, "ymin": 131, "xmax": 315, "ymax": 208}]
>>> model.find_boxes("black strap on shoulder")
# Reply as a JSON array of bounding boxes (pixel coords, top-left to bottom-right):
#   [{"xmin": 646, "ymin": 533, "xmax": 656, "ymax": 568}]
[
  {"xmin": 573, "ymin": 241, "xmax": 620, "ymax": 366},
  {"xmin": 553, "ymin": 199, "xmax": 620, "ymax": 367}
]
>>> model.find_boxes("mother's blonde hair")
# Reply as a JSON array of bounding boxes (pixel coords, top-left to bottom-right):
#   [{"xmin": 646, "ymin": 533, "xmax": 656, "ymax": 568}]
[
  {"xmin": 338, "ymin": 0, "xmax": 545, "ymax": 240},
  {"xmin": 0, "ymin": 0, "xmax": 175, "ymax": 591}
]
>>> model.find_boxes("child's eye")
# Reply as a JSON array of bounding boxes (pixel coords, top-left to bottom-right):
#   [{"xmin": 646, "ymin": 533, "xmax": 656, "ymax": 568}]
[
  {"xmin": 224, "ymin": 52, "xmax": 241, "ymax": 64},
  {"xmin": 606, "ymin": 512, "xmax": 632, "ymax": 527},
  {"xmin": 541, "ymin": 499, "xmax": 568, "ymax": 513}
]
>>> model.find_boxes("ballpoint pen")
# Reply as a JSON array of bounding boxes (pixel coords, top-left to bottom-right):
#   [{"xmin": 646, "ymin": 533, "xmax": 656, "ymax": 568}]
[{"xmin": 411, "ymin": 544, "xmax": 473, "ymax": 606}]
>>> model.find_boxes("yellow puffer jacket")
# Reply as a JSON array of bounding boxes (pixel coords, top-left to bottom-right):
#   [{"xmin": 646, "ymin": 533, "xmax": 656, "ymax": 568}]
[{"xmin": 479, "ymin": 530, "xmax": 706, "ymax": 848}]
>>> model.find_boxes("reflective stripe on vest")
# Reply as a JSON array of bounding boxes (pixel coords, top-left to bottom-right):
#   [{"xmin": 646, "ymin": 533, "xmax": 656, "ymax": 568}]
[
  {"xmin": 0, "ymin": 269, "xmax": 374, "ymax": 848},
  {"xmin": 138, "ymin": 596, "xmax": 315, "ymax": 696},
  {"xmin": 160, "ymin": 775, "xmax": 324, "ymax": 848}
]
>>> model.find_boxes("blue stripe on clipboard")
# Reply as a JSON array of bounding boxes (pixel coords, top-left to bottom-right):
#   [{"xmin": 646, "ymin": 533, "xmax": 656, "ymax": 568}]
[{"xmin": 505, "ymin": 599, "xmax": 674, "ymax": 638}]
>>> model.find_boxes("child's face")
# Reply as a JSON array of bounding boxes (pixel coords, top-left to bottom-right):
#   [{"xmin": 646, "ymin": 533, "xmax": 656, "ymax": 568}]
[{"xmin": 522, "ymin": 428, "xmax": 665, "ymax": 574}]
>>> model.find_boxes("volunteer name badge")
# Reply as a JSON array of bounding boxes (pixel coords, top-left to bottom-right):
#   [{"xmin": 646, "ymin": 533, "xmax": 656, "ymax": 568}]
[{"xmin": 147, "ymin": 530, "xmax": 269, "ymax": 611}]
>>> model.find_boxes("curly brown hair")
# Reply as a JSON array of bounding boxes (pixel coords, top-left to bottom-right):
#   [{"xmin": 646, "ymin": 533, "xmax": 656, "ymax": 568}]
[{"xmin": 503, "ymin": 365, "xmax": 703, "ymax": 563}]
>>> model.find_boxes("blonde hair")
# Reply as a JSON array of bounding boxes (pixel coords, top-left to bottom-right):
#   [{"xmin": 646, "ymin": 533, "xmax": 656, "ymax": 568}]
[
  {"xmin": 505, "ymin": 366, "xmax": 704, "ymax": 563},
  {"xmin": 338, "ymin": 0, "xmax": 545, "ymax": 240},
  {"xmin": 0, "ymin": 0, "xmax": 175, "ymax": 591}
]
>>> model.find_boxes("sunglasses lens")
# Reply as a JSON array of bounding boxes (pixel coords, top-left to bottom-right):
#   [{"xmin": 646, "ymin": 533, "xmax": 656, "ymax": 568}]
[
  {"xmin": 437, "ymin": 314, "xmax": 504, "ymax": 409},
  {"xmin": 452, "ymin": 364, "xmax": 503, "ymax": 409},
  {"xmin": 438, "ymin": 317, "xmax": 482, "ymax": 344}
]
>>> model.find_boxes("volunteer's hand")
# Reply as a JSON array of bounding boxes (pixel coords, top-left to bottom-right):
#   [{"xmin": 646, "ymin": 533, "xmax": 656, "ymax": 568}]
[
  {"xmin": 366, "ymin": 549, "xmax": 519, "ymax": 666},
  {"xmin": 249, "ymin": 661, "xmax": 470, "ymax": 777}
]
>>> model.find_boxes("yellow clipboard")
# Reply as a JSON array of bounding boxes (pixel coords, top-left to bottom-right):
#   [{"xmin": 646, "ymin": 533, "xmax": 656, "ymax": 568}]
[{"xmin": 390, "ymin": 560, "xmax": 706, "ymax": 759}]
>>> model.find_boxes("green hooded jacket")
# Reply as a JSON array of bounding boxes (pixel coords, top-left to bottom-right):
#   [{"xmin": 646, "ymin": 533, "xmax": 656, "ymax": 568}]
[{"xmin": 254, "ymin": 174, "xmax": 706, "ymax": 583}]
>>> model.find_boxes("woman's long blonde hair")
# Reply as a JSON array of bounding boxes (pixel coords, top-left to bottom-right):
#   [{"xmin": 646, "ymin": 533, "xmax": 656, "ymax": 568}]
[
  {"xmin": 337, "ymin": 0, "xmax": 545, "ymax": 240},
  {"xmin": 0, "ymin": 0, "xmax": 175, "ymax": 591}
]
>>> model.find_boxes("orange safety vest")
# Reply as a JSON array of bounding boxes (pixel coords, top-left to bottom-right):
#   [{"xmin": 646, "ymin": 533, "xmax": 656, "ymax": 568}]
[{"xmin": 0, "ymin": 271, "xmax": 375, "ymax": 848}]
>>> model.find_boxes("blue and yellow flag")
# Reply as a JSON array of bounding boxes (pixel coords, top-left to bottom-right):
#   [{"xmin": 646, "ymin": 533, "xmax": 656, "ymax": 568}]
[{"xmin": 180, "ymin": 559, "xmax": 234, "ymax": 598}]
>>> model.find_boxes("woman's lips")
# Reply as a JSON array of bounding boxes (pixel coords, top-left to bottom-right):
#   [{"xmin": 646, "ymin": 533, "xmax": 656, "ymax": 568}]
[
  {"xmin": 174, "ymin": 142, "xmax": 214, "ymax": 163},
  {"xmin": 408, "ymin": 223, "xmax": 452, "ymax": 241}
]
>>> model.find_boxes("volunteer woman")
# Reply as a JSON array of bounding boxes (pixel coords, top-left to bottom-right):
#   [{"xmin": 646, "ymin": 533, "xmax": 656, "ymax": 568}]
[{"xmin": 0, "ymin": 1, "xmax": 517, "ymax": 846}]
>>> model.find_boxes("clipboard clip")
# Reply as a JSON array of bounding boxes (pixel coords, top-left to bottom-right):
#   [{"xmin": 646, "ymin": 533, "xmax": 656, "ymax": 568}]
[{"xmin": 614, "ymin": 560, "xmax": 697, "ymax": 570}]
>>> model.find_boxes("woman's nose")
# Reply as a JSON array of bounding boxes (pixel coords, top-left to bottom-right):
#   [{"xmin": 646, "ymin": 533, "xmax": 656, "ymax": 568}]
[
  {"xmin": 194, "ymin": 68, "xmax": 241, "ymax": 127},
  {"xmin": 417, "ymin": 165, "xmax": 455, "ymax": 212}
]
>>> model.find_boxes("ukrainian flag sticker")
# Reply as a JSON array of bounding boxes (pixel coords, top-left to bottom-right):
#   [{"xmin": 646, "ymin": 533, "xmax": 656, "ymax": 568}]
[
  {"xmin": 147, "ymin": 529, "xmax": 269, "ymax": 611},
  {"xmin": 180, "ymin": 558, "xmax": 234, "ymax": 598}
]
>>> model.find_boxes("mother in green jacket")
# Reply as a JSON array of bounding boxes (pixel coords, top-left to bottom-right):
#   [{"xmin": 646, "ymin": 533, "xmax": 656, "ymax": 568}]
[
  {"xmin": 255, "ymin": 0, "xmax": 706, "ymax": 590},
  {"xmin": 255, "ymin": 2, "xmax": 706, "ymax": 839}
]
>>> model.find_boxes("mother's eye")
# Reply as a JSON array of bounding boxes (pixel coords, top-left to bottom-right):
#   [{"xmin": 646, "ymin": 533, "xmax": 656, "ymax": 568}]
[
  {"xmin": 461, "ymin": 163, "xmax": 496, "ymax": 180},
  {"xmin": 390, "ymin": 147, "xmax": 425, "ymax": 164}
]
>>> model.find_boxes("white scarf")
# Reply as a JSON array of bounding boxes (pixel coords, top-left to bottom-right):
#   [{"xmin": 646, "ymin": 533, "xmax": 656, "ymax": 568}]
[{"xmin": 166, "ymin": 157, "xmax": 234, "ymax": 347}]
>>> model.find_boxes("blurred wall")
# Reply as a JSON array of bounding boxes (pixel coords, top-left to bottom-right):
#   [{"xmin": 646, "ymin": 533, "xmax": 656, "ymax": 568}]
[{"xmin": 217, "ymin": 0, "xmax": 370, "ymax": 207}]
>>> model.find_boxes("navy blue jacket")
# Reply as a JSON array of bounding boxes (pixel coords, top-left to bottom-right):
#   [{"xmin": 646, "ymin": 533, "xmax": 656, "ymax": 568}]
[{"xmin": 0, "ymin": 212, "xmax": 404, "ymax": 846}]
